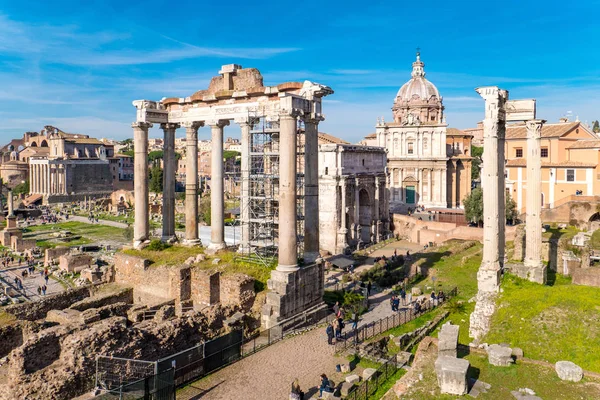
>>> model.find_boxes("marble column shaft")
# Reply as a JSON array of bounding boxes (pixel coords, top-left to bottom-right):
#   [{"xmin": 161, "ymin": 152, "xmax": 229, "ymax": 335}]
[
  {"xmin": 209, "ymin": 120, "xmax": 229, "ymax": 250},
  {"xmin": 524, "ymin": 119, "xmax": 546, "ymax": 283},
  {"xmin": 239, "ymin": 121, "xmax": 251, "ymax": 251},
  {"xmin": 498, "ymin": 118, "xmax": 507, "ymax": 268},
  {"xmin": 304, "ymin": 118, "xmax": 320, "ymax": 262},
  {"xmin": 133, "ymin": 122, "xmax": 151, "ymax": 247},
  {"xmin": 476, "ymin": 86, "xmax": 508, "ymax": 292},
  {"xmin": 277, "ymin": 113, "xmax": 299, "ymax": 271},
  {"xmin": 184, "ymin": 121, "xmax": 202, "ymax": 244},
  {"xmin": 161, "ymin": 123, "xmax": 178, "ymax": 241}
]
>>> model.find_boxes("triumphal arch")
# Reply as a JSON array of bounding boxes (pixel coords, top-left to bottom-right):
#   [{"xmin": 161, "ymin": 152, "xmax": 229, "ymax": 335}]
[{"xmin": 132, "ymin": 64, "xmax": 333, "ymax": 328}]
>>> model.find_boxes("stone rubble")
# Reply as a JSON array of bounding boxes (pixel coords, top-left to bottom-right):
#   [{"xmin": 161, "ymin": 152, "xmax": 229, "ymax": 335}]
[
  {"xmin": 487, "ymin": 344, "xmax": 514, "ymax": 366},
  {"xmin": 555, "ymin": 360, "xmax": 583, "ymax": 382}
]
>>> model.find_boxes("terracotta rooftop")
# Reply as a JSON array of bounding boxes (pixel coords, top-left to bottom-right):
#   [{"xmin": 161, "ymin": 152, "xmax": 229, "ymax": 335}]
[
  {"xmin": 65, "ymin": 138, "xmax": 104, "ymax": 145},
  {"xmin": 447, "ymin": 128, "xmax": 472, "ymax": 137},
  {"xmin": 505, "ymin": 122, "xmax": 581, "ymax": 140},
  {"xmin": 506, "ymin": 159, "xmax": 597, "ymax": 168},
  {"xmin": 363, "ymin": 133, "xmax": 377, "ymax": 139},
  {"xmin": 318, "ymin": 132, "xmax": 350, "ymax": 145},
  {"xmin": 567, "ymin": 140, "xmax": 600, "ymax": 149}
]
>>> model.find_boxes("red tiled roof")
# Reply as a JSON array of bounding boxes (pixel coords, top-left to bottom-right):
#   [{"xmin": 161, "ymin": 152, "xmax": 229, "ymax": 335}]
[
  {"xmin": 506, "ymin": 159, "xmax": 596, "ymax": 168},
  {"xmin": 506, "ymin": 122, "xmax": 580, "ymax": 139},
  {"xmin": 567, "ymin": 140, "xmax": 600, "ymax": 149}
]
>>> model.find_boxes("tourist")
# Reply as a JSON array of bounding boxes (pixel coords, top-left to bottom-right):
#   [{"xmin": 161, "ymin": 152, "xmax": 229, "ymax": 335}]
[
  {"xmin": 290, "ymin": 378, "xmax": 304, "ymax": 400},
  {"xmin": 400, "ymin": 288, "xmax": 406, "ymax": 306},
  {"xmin": 319, "ymin": 374, "xmax": 332, "ymax": 398},
  {"xmin": 326, "ymin": 323, "xmax": 334, "ymax": 345},
  {"xmin": 37, "ymin": 286, "xmax": 41, "ymax": 295},
  {"xmin": 438, "ymin": 290, "xmax": 445, "ymax": 301},
  {"xmin": 367, "ymin": 281, "xmax": 372, "ymax": 296},
  {"xmin": 333, "ymin": 301, "xmax": 340, "ymax": 317},
  {"xmin": 431, "ymin": 291, "xmax": 437, "ymax": 306},
  {"xmin": 393, "ymin": 296, "xmax": 400, "ymax": 312},
  {"xmin": 333, "ymin": 318, "xmax": 341, "ymax": 339},
  {"xmin": 44, "ymin": 274, "xmax": 49, "ymax": 285},
  {"xmin": 351, "ymin": 311, "xmax": 359, "ymax": 331},
  {"xmin": 389, "ymin": 295, "xmax": 396, "ymax": 311},
  {"xmin": 42, "ymin": 285, "xmax": 47, "ymax": 295}
]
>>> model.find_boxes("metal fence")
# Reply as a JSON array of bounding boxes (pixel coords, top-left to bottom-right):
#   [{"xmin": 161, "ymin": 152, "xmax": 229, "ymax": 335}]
[
  {"xmin": 93, "ymin": 368, "xmax": 175, "ymax": 400},
  {"xmin": 335, "ymin": 287, "xmax": 458, "ymax": 352},
  {"xmin": 95, "ymin": 356, "xmax": 157, "ymax": 393},
  {"xmin": 345, "ymin": 354, "xmax": 399, "ymax": 400}
]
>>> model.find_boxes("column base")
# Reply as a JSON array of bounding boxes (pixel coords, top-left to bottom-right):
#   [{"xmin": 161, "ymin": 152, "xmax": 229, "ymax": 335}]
[
  {"xmin": 133, "ymin": 239, "xmax": 150, "ymax": 250},
  {"xmin": 276, "ymin": 263, "xmax": 300, "ymax": 272},
  {"xmin": 206, "ymin": 242, "xmax": 226, "ymax": 254},
  {"xmin": 161, "ymin": 235, "xmax": 178, "ymax": 244},
  {"xmin": 182, "ymin": 238, "xmax": 202, "ymax": 247},
  {"xmin": 477, "ymin": 261, "xmax": 501, "ymax": 293}
]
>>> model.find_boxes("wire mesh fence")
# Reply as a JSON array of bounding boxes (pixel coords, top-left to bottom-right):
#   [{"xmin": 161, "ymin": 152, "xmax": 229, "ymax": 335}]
[{"xmin": 95, "ymin": 356, "xmax": 157, "ymax": 393}]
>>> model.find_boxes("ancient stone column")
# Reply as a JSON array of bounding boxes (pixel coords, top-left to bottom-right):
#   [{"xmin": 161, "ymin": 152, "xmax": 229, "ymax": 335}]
[
  {"xmin": 354, "ymin": 179, "xmax": 360, "ymax": 241},
  {"xmin": 133, "ymin": 122, "xmax": 152, "ymax": 248},
  {"xmin": 238, "ymin": 119, "xmax": 252, "ymax": 253},
  {"xmin": 374, "ymin": 178, "xmax": 380, "ymax": 241},
  {"xmin": 304, "ymin": 117, "xmax": 320, "ymax": 263},
  {"xmin": 277, "ymin": 113, "xmax": 299, "ymax": 271},
  {"xmin": 208, "ymin": 120, "xmax": 229, "ymax": 251},
  {"xmin": 524, "ymin": 119, "xmax": 546, "ymax": 284},
  {"xmin": 498, "ymin": 117, "xmax": 507, "ymax": 268},
  {"xmin": 7, "ymin": 190, "xmax": 14, "ymax": 216},
  {"xmin": 161, "ymin": 123, "xmax": 178, "ymax": 242},
  {"xmin": 183, "ymin": 121, "xmax": 203, "ymax": 246},
  {"xmin": 469, "ymin": 86, "xmax": 508, "ymax": 341},
  {"xmin": 337, "ymin": 177, "xmax": 348, "ymax": 253}
]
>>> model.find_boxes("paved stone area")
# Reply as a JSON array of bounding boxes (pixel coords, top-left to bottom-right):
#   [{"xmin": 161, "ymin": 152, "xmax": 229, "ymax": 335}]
[
  {"xmin": 177, "ymin": 327, "xmax": 346, "ymax": 400},
  {"xmin": 0, "ymin": 266, "xmax": 64, "ymax": 301}
]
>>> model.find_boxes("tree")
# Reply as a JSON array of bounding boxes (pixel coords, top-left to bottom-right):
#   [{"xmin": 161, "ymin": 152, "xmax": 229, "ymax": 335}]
[
  {"xmin": 199, "ymin": 194, "xmax": 211, "ymax": 225},
  {"xmin": 593, "ymin": 120, "xmax": 600, "ymax": 134},
  {"xmin": 464, "ymin": 187, "xmax": 483, "ymax": 225},
  {"xmin": 506, "ymin": 191, "xmax": 518, "ymax": 224},
  {"xmin": 148, "ymin": 150, "xmax": 164, "ymax": 166},
  {"xmin": 149, "ymin": 166, "xmax": 163, "ymax": 193},
  {"xmin": 471, "ymin": 146, "xmax": 484, "ymax": 181},
  {"xmin": 223, "ymin": 150, "xmax": 240, "ymax": 160},
  {"xmin": 13, "ymin": 180, "xmax": 30, "ymax": 195}
]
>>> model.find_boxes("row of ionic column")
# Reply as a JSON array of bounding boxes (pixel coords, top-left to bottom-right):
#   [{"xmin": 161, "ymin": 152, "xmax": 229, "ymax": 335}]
[{"xmin": 29, "ymin": 164, "xmax": 66, "ymax": 195}]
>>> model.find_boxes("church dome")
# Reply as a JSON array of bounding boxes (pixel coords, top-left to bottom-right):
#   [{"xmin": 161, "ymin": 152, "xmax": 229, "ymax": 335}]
[{"xmin": 395, "ymin": 52, "xmax": 440, "ymax": 101}]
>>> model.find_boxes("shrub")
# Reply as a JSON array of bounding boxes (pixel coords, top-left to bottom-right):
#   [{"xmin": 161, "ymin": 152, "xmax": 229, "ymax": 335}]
[
  {"xmin": 123, "ymin": 226, "xmax": 134, "ymax": 241},
  {"xmin": 147, "ymin": 240, "xmax": 171, "ymax": 251}
]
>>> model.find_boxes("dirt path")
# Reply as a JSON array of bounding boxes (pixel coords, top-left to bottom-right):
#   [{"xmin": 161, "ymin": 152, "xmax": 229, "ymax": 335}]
[{"xmin": 177, "ymin": 328, "xmax": 347, "ymax": 400}]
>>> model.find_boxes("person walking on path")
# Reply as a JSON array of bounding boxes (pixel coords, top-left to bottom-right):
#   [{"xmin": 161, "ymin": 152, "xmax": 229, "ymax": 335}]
[
  {"xmin": 367, "ymin": 281, "xmax": 372, "ymax": 296},
  {"xmin": 400, "ymin": 288, "xmax": 406, "ymax": 306},
  {"xmin": 351, "ymin": 311, "xmax": 359, "ymax": 331},
  {"xmin": 333, "ymin": 318, "xmax": 341, "ymax": 339},
  {"xmin": 326, "ymin": 323, "xmax": 334, "ymax": 345},
  {"xmin": 333, "ymin": 301, "xmax": 340, "ymax": 316},
  {"xmin": 37, "ymin": 286, "xmax": 42, "ymax": 295},
  {"xmin": 42, "ymin": 285, "xmax": 47, "ymax": 295}
]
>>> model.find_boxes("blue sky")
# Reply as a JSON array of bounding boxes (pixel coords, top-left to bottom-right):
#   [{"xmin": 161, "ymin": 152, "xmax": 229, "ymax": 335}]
[{"xmin": 0, "ymin": 0, "xmax": 599, "ymax": 144}]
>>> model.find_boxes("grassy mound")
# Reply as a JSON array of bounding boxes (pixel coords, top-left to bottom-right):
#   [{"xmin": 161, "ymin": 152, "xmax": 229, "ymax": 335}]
[{"xmin": 486, "ymin": 273, "xmax": 600, "ymax": 373}]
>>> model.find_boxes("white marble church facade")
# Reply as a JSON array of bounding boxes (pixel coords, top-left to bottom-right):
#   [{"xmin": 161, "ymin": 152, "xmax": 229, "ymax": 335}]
[{"xmin": 375, "ymin": 52, "xmax": 448, "ymax": 210}]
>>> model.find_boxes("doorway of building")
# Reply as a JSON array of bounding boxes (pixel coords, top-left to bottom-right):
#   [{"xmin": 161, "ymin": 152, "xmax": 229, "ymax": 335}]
[{"xmin": 406, "ymin": 186, "xmax": 416, "ymax": 204}]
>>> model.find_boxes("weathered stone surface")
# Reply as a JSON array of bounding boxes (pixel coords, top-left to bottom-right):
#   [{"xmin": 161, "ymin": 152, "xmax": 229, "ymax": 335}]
[
  {"xmin": 487, "ymin": 344, "xmax": 514, "ymax": 366},
  {"xmin": 435, "ymin": 356, "xmax": 469, "ymax": 395},
  {"xmin": 46, "ymin": 309, "xmax": 82, "ymax": 325},
  {"xmin": 69, "ymin": 286, "xmax": 133, "ymax": 311},
  {"xmin": 555, "ymin": 361, "xmax": 583, "ymax": 382},
  {"xmin": 340, "ymin": 381, "xmax": 354, "ymax": 396},
  {"xmin": 512, "ymin": 347, "xmax": 524, "ymax": 358},
  {"xmin": 469, "ymin": 291, "xmax": 497, "ymax": 340},
  {"xmin": 154, "ymin": 305, "xmax": 175, "ymax": 321},
  {"xmin": 340, "ymin": 363, "xmax": 351, "ymax": 373},
  {"xmin": 4, "ymin": 286, "xmax": 92, "ymax": 321},
  {"xmin": 346, "ymin": 374, "xmax": 360, "ymax": 384},
  {"xmin": 363, "ymin": 368, "xmax": 377, "ymax": 380},
  {"xmin": 59, "ymin": 253, "xmax": 93, "ymax": 273},
  {"xmin": 411, "ymin": 287, "xmax": 422, "ymax": 296},
  {"xmin": 438, "ymin": 322, "xmax": 459, "ymax": 358}
]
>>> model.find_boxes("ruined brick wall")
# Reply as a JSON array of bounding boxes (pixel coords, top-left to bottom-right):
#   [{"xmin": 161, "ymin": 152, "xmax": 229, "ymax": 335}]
[
  {"xmin": 4, "ymin": 286, "xmax": 92, "ymax": 321},
  {"xmin": 59, "ymin": 253, "xmax": 93, "ymax": 272},
  {"xmin": 45, "ymin": 247, "xmax": 71, "ymax": 266},
  {"xmin": 114, "ymin": 253, "xmax": 190, "ymax": 305},
  {"xmin": 69, "ymin": 286, "xmax": 133, "ymax": 311},
  {"xmin": 0, "ymin": 324, "xmax": 24, "ymax": 358},
  {"xmin": 220, "ymin": 274, "xmax": 255, "ymax": 311},
  {"xmin": 571, "ymin": 267, "xmax": 600, "ymax": 287},
  {"xmin": 191, "ymin": 268, "xmax": 220, "ymax": 306}
]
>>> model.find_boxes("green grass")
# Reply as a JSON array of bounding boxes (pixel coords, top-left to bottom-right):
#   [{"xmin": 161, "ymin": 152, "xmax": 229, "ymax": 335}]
[
  {"xmin": 485, "ymin": 273, "xmax": 600, "ymax": 373},
  {"xmin": 385, "ymin": 308, "xmax": 444, "ymax": 338},
  {"xmin": 123, "ymin": 245, "xmax": 205, "ymax": 266},
  {"xmin": 368, "ymin": 368, "xmax": 406, "ymax": 399},
  {"xmin": 0, "ymin": 310, "xmax": 17, "ymax": 326},
  {"xmin": 25, "ymin": 221, "xmax": 126, "ymax": 240},
  {"xmin": 405, "ymin": 351, "xmax": 600, "ymax": 399},
  {"xmin": 591, "ymin": 229, "xmax": 600, "ymax": 250},
  {"xmin": 543, "ymin": 225, "xmax": 580, "ymax": 241}
]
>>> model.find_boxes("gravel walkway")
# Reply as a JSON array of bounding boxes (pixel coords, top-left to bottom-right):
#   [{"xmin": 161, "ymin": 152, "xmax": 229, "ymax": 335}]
[{"xmin": 177, "ymin": 327, "xmax": 347, "ymax": 400}]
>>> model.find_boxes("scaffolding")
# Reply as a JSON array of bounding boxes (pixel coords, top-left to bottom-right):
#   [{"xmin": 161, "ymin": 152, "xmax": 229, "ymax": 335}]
[{"xmin": 236, "ymin": 116, "xmax": 306, "ymax": 266}]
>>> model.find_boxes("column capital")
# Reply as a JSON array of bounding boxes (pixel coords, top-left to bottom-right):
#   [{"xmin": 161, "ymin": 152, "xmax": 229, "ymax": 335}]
[
  {"xmin": 160, "ymin": 122, "xmax": 180, "ymax": 131},
  {"xmin": 279, "ymin": 110, "xmax": 300, "ymax": 119},
  {"xmin": 132, "ymin": 122, "xmax": 152, "ymax": 130},
  {"xmin": 206, "ymin": 119, "xmax": 230, "ymax": 128},
  {"xmin": 181, "ymin": 121, "xmax": 204, "ymax": 130},
  {"xmin": 302, "ymin": 116, "xmax": 321, "ymax": 125},
  {"xmin": 525, "ymin": 119, "xmax": 546, "ymax": 139},
  {"xmin": 234, "ymin": 116, "xmax": 260, "ymax": 126}
]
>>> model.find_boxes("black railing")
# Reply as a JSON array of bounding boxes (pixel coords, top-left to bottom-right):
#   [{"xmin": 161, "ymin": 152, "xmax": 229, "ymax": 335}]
[
  {"xmin": 334, "ymin": 287, "xmax": 458, "ymax": 352},
  {"xmin": 93, "ymin": 368, "xmax": 175, "ymax": 400},
  {"xmin": 346, "ymin": 354, "xmax": 399, "ymax": 400}
]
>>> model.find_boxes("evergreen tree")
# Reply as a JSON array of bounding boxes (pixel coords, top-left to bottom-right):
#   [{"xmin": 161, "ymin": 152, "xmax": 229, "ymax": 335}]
[
  {"xmin": 592, "ymin": 120, "xmax": 600, "ymax": 133},
  {"xmin": 463, "ymin": 187, "xmax": 483, "ymax": 225},
  {"xmin": 149, "ymin": 166, "xmax": 163, "ymax": 193}
]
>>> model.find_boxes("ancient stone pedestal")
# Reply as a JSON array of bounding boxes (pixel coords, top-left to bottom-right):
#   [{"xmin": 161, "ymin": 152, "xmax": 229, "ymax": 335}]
[
  {"xmin": 487, "ymin": 344, "xmax": 514, "ymax": 366},
  {"xmin": 435, "ymin": 356, "xmax": 469, "ymax": 395},
  {"xmin": 438, "ymin": 323, "xmax": 459, "ymax": 358},
  {"xmin": 555, "ymin": 361, "xmax": 583, "ymax": 382}
]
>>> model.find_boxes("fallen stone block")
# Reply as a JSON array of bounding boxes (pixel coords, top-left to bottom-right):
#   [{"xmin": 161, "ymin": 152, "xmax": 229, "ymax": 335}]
[
  {"xmin": 46, "ymin": 309, "xmax": 82, "ymax": 325},
  {"xmin": 363, "ymin": 368, "xmax": 377, "ymax": 380},
  {"xmin": 396, "ymin": 351, "xmax": 412, "ymax": 368},
  {"xmin": 411, "ymin": 287, "xmax": 422, "ymax": 296},
  {"xmin": 435, "ymin": 356, "xmax": 469, "ymax": 395},
  {"xmin": 438, "ymin": 322, "xmax": 459, "ymax": 358},
  {"xmin": 340, "ymin": 381, "xmax": 354, "ymax": 397},
  {"xmin": 512, "ymin": 347, "xmax": 524, "ymax": 358},
  {"xmin": 487, "ymin": 344, "xmax": 513, "ymax": 366},
  {"xmin": 511, "ymin": 390, "xmax": 542, "ymax": 400},
  {"xmin": 340, "ymin": 363, "xmax": 351, "ymax": 373},
  {"xmin": 345, "ymin": 374, "xmax": 360, "ymax": 384},
  {"xmin": 555, "ymin": 361, "xmax": 583, "ymax": 382},
  {"xmin": 212, "ymin": 258, "xmax": 221, "ymax": 265}
]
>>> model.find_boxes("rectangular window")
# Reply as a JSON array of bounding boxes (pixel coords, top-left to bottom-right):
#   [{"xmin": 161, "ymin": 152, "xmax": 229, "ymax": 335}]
[
  {"xmin": 408, "ymin": 142, "xmax": 414, "ymax": 154},
  {"xmin": 515, "ymin": 148, "xmax": 523, "ymax": 158},
  {"xmin": 566, "ymin": 169, "xmax": 575, "ymax": 182},
  {"xmin": 541, "ymin": 147, "xmax": 548, "ymax": 158}
]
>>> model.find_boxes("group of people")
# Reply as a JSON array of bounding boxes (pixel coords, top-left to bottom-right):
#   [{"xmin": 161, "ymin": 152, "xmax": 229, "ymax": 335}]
[
  {"xmin": 36, "ymin": 285, "xmax": 48, "ymax": 296},
  {"xmin": 289, "ymin": 374, "xmax": 333, "ymax": 400}
]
